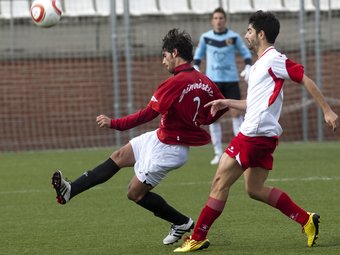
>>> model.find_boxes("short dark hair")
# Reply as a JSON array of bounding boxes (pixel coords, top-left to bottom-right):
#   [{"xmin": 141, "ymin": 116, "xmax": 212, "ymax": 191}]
[
  {"xmin": 212, "ymin": 7, "xmax": 226, "ymax": 19},
  {"xmin": 248, "ymin": 10, "xmax": 280, "ymax": 44},
  {"xmin": 162, "ymin": 28, "xmax": 193, "ymax": 62}
]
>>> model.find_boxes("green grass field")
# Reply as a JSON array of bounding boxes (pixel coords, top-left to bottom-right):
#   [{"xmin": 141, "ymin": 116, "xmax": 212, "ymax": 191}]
[{"xmin": 1, "ymin": 142, "xmax": 340, "ymax": 255}]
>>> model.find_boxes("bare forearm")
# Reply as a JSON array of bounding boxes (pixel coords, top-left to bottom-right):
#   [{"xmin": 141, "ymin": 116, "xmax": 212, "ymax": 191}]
[
  {"xmin": 205, "ymin": 99, "xmax": 247, "ymax": 117},
  {"xmin": 303, "ymin": 75, "xmax": 331, "ymax": 114},
  {"xmin": 226, "ymin": 99, "xmax": 247, "ymax": 111},
  {"xmin": 303, "ymin": 75, "xmax": 339, "ymax": 131}
]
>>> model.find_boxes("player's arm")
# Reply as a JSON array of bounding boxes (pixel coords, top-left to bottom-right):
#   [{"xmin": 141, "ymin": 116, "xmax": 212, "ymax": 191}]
[
  {"xmin": 96, "ymin": 106, "xmax": 159, "ymax": 131},
  {"xmin": 302, "ymin": 74, "xmax": 338, "ymax": 131},
  {"xmin": 205, "ymin": 99, "xmax": 247, "ymax": 117},
  {"xmin": 193, "ymin": 35, "xmax": 207, "ymax": 70}
]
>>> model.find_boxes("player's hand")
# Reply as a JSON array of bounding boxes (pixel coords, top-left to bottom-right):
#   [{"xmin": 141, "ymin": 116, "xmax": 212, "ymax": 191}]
[
  {"xmin": 240, "ymin": 64, "xmax": 251, "ymax": 82},
  {"xmin": 205, "ymin": 99, "xmax": 229, "ymax": 117},
  {"xmin": 324, "ymin": 110, "xmax": 339, "ymax": 132},
  {"xmin": 96, "ymin": 114, "xmax": 111, "ymax": 128}
]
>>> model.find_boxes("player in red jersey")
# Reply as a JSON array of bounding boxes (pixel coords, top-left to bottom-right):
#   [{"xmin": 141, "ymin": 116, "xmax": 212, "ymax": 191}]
[{"xmin": 51, "ymin": 28, "xmax": 227, "ymax": 245}]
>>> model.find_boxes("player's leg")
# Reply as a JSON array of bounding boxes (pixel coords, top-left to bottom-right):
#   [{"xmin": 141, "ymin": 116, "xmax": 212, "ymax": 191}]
[
  {"xmin": 128, "ymin": 175, "xmax": 194, "ymax": 245},
  {"xmin": 129, "ymin": 175, "xmax": 190, "ymax": 225},
  {"xmin": 244, "ymin": 167, "xmax": 319, "ymax": 247},
  {"xmin": 174, "ymin": 154, "xmax": 243, "ymax": 252},
  {"xmin": 51, "ymin": 143, "xmax": 134, "ymax": 204},
  {"xmin": 243, "ymin": 167, "xmax": 271, "ymax": 202},
  {"xmin": 209, "ymin": 122, "xmax": 223, "ymax": 165},
  {"xmin": 194, "ymin": 154, "xmax": 243, "ymax": 238},
  {"xmin": 129, "ymin": 130, "xmax": 193, "ymax": 245}
]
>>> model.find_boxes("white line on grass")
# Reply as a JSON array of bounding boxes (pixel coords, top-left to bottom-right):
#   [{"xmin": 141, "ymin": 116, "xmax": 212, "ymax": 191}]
[
  {"xmin": 267, "ymin": 176, "xmax": 340, "ymax": 182},
  {"xmin": 1, "ymin": 176, "xmax": 340, "ymax": 195},
  {"xmin": 176, "ymin": 176, "xmax": 340, "ymax": 186}
]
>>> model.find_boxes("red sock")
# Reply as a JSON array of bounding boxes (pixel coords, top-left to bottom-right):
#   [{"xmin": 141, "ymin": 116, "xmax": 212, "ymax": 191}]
[
  {"xmin": 192, "ymin": 197, "xmax": 226, "ymax": 241},
  {"xmin": 267, "ymin": 188, "xmax": 309, "ymax": 226}
]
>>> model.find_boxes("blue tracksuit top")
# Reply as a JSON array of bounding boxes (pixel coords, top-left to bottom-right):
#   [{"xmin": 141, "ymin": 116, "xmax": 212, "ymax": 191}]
[{"xmin": 194, "ymin": 29, "xmax": 252, "ymax": 82}]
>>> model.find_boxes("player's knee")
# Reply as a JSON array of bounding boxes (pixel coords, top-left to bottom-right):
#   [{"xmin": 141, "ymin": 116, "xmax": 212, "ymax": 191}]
[
  {"xmin": 126, "ymin": 190, "xmax": 137, "ymax": 202},
  {"xmin": 110, "ymin": 150, "xmax": 123, "ymax": 163},
  {"xmin": 247, "ymin": 190, "xmax": 258, "ymax": 200},
  {"xmin": 110, "ymin": 145, "xmax": 135, "ymax": 168},
  {"xmin": 245, "ymin": 187, "xmax": 263, "ymax": 201},
  {"xmin": 127, "ymin": 188, "xmax": 143, "ymax": 202}
]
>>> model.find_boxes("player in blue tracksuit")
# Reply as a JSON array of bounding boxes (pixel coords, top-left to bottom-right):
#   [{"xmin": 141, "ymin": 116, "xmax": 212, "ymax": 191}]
[{"xmin": 194, "ymin": 7, "xmax": 252, "ymax": 165}]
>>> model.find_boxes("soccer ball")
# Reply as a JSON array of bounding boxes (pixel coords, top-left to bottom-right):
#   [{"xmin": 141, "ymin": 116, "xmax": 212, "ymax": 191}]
[{"xmin": 30, "ymin": 0, "xmax": 62, "ymax": 28}]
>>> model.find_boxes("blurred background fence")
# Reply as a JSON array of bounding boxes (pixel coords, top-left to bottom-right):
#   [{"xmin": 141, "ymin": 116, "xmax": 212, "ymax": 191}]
[{"xmin": 1, "ymin": 0, "xmax": 340, "ymax": 151}]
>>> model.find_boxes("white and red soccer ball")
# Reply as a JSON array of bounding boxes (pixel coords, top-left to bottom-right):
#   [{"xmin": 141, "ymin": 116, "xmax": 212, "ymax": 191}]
[{"xmin": 30, "ymin": 0, "xmax": 62, "ymax": 28}]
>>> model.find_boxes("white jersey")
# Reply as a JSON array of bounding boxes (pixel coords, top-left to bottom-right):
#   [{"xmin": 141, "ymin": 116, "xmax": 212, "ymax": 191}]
[{"xmin": 239, "ymin": 46, "xmax": 304, "ymax": 137}]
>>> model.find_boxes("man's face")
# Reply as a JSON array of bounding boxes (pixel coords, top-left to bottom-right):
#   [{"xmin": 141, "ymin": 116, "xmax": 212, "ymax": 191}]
[
  {"xmin": 211, "ymin": 12, "xmax": 226, "ymax": 32},
  {"xmin": 162, "ymin": 50, "xmax": 176, "ymax": 74},
  {"xmin": 244, "ymin": 24, "xmax": 259, "ymax": 52}
]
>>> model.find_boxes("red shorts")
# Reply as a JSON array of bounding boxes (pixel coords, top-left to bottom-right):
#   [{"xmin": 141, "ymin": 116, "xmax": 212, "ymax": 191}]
[{"xmin": 225, "ymin": 132, "xmax": 278, "ymax": 170}]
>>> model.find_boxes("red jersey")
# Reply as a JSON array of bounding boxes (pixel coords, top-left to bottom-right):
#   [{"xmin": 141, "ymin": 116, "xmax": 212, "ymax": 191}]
[
  {"xmin": 111, "ymin": 63, "xmax": 227, "ymax": 146},
  {"xmin": 149, "ymin": 63, "xmax": 226, "ymax": 145}
]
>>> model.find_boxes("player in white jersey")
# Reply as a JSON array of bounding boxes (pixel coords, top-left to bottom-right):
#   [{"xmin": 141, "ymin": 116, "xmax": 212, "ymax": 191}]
[
  {"xmin": 174, "ymin": 11, "xmax": 339, "ymax": 252},
  {"xmin": 239, "ymin": 46, "xmax": 303, "ymax": 137}
]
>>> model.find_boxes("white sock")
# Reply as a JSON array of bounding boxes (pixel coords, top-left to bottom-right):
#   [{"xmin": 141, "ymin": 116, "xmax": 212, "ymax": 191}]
[
  {"xmin": 232, "ymin": 116, "xmax": 244, "ymax": 136},
  {"xmin": 209, "ymin": 122, "xmax": 223, "ymax": 156}
]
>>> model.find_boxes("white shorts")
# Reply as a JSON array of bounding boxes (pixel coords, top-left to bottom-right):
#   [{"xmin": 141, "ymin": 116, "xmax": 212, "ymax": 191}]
[{"xmin": 129, "ymin": 130, "xmax": 189, "ymax": 187}]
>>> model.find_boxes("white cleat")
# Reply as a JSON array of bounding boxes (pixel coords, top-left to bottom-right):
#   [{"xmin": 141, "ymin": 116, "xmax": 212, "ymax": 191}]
[{"xmin": 163, "ymin": 218, "xmax": 195, "ymax": 245}]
